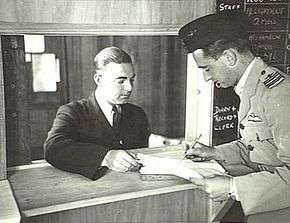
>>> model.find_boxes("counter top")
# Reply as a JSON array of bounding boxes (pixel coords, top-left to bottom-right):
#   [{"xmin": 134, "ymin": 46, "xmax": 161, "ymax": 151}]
[
  {"xmin": 8, "ymin": 145, "xmax": 233, "ymax": 222},
  {"xmin": 0, "ymin": 180, "xmax": 21, "ymax": 223}
]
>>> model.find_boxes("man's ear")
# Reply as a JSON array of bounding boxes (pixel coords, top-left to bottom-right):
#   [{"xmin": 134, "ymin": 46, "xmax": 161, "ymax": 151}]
[
  {"xmin": 93, "ymin": 71, "xmax": 102, "ymax": 86},
  {"xmin": 222, "ymin": 49, "xmax": 237, "ymax": 67}
]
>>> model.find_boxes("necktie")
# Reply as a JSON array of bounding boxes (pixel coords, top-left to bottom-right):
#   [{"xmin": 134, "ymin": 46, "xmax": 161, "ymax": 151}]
[{"xmin": 112, "ymin": 105, "xmax": 122, "ymax": 133}]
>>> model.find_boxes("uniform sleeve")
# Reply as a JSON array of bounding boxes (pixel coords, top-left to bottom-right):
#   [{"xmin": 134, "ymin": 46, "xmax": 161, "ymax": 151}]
[
  {"xmin": 215, "ymin": 139, "xmax": 261, "ymax": 176},
  {"xmin": 44, "ymin": 104, "xmax": 109, "ymax": 180},
  {"xmin": 233, "ymin": 80, "xmax": 290, "ymax": 215}
]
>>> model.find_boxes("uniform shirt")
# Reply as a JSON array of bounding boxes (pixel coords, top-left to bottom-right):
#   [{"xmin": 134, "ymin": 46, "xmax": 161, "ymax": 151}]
[
  {"xmin": 234, "ymin": 57, "xmax": 257, "ymax": 96},
  {"xmin": 216, "ymin": 57, "xmax": 290, "ymax": 215},
  {"xmin": 230, "ymin": 57, "xmax": 259, "ymax": 199}
]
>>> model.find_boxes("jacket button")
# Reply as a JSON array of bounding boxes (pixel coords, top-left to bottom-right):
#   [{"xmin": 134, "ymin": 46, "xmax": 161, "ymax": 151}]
[
  {"xmin": 248, "ymin": 145, "xmax": 254, "ymax": 151},
  {"xmin": 119, "ymin": 140, "xmax": 123, "ymax": 145},
  {"xmin": 240, "ymin": 124, "xmax": 245, "ymax": 130}
]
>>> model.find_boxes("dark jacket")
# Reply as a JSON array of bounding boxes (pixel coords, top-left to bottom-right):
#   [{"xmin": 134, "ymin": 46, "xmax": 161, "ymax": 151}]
[{"xmin": 44, "ymin": 93, "xmax": 150, "ymax": 180}]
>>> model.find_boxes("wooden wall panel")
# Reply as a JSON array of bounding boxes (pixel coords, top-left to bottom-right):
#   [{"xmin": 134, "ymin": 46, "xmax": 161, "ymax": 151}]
[
  {"xmin": 2, "ymin": 36, "xmax": 31, "ymax": 166},
  {"xmin": 2, "ymin": 36, "xmax": 67, "ymax": 164},
  {"xmin": 27, "ymin": 36, "xmax": 68, "ymax": 160},
  {"xmin": 44, "ymin": 36, "xmax": 69, "ymax": 105},
  {"xmin": 65, "ymin": 37, "xmax": 86, "ymax": 101},
  {"xmin": 22, "ymin": 190, "xmax": 209, "ymax": 223},
  {"xmin": 29, "ymin": 109, "xmax": 58, "ymax": 160},
  {"xmin": 0, "ymin": 0, "xmax": 215, "ymax": 34}
]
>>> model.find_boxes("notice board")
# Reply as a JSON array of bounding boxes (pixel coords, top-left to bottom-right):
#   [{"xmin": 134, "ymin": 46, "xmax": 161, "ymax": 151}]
[{"xmin": 213, "ymin": 0, "xmax": 290, "ymax": 145}]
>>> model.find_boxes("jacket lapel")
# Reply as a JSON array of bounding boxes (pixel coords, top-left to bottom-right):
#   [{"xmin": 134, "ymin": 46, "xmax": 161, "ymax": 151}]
[
  {"xmin": 238, "ymin": 58, "xmax": 267, "ymax": 122},
  {"xmin": 120, "ymin": 104, "xmax": 135, "ymax": 128},
  {"xmin": 87, "ymin": 93, "xmax": 118, "ymax": 143}
]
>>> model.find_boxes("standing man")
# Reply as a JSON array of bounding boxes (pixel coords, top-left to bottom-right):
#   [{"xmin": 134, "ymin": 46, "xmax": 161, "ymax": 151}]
[
  {"xmin": 179, "ymin": 14, "xmax": 290, "ymax": 222},
  {"xmin": 44, "ymin": 46, "xmax": 169, "ymax": 180}
]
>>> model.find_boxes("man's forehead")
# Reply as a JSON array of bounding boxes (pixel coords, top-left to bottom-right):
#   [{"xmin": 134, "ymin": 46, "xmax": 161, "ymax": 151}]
[
  {"xmin": 193, "ymin": 49, "xmax": 206, "ymax": 58},
  {"xmin": 104, "ymin": 62, "xmax": 132, "ymax": 69},
  {"xmin": 192, "ymin": 49, "xmax": 209, "ymax": 65},
  {"xmin": 103, "ymin": 63, "xmax": 134, "ymax": 75}
]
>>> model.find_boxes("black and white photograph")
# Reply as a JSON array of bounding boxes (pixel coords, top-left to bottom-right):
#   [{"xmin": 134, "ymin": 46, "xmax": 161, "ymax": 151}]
[{"xmin": 0, "ymin": 0, "xmax": 289, "ymax": 223}]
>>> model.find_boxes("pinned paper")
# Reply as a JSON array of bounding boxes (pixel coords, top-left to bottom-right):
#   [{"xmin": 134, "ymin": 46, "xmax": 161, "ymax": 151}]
[
  {"xmin": 24, "ymin": 35, "xmax": 45, "ymax": 53},
  {"xmin": 32, "ymin": 53, "xmax": 60, "ymax": 92}
]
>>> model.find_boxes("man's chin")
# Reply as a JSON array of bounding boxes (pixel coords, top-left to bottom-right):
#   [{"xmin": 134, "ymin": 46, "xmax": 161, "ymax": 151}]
[{"xmin": 218, "ymin": 82, "xmax": 229, "ymax": 88}]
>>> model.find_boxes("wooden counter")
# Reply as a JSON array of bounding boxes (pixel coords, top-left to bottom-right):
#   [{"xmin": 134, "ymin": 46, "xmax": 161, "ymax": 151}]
[
  {"xmin": 0, "ymin": 180, "xmax": 21, "ymax": 223},
  {"xmin": 8, "ymin": 147, "xmax": 233, "ymax": 223}
]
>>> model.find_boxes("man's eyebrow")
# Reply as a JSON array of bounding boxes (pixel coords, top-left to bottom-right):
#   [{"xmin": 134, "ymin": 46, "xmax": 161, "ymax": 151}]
[
  {"xmin": 115, "ymin": 74, "xmax": 136, "ymax": 79},
  {"xmin": 116, "ymin": 76, "xmax": 127, "ymax": 80},
  {"xmin": 198, "ymin": 65, "xmax": 207, "ymax": 69}
]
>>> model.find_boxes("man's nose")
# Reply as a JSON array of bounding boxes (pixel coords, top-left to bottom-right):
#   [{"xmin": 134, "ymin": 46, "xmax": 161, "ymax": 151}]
[
  {"xmin": 124, "ymin": 80, "xmax": 133, "ymax": 91},
  {"xmin": 203, "ymin": 71, "xmax": 212, "ymax": 82}
]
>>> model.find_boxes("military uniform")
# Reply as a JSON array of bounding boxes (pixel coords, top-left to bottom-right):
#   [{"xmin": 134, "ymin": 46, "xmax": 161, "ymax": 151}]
[
  {"xmin": 178, "ymin": 13, "xmax": 290, "ymax": 221},
  {"xmin": 216, "ymin": 57, "xmax": 290, "ymax": 217}
]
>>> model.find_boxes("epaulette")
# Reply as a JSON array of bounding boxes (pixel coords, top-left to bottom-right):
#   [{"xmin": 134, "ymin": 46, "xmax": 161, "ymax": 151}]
[{"xmin": 260, "ymin": 66, "xmax": 285, "ymax": 89}]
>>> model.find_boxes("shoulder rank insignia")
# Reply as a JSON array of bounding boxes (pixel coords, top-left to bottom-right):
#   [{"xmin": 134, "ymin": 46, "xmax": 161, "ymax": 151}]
[{"xmin": 260, "ymin": 67, "xmax": 285, "ymax": 89}]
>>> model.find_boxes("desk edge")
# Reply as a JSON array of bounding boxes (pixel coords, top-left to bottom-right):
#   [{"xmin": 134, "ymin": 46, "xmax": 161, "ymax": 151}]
[
  {"xmin": 22, "ymin": 183, "xmax": 197, "ymax": 217},
  {"xmin": 0, "ymin": 180, "xmax": 21, "ymax": 223}
]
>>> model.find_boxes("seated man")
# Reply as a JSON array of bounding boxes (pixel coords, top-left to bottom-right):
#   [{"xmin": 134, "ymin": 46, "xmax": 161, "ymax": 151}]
[{"xmin": 44, "ymin": 46, "xmax": 178, "ymax": 180}]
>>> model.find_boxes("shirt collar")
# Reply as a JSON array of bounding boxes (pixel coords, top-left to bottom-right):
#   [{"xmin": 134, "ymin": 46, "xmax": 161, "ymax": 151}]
[
  {"xmin": 234, "ymin": 57, "xmax": 258, "ymax": 96},
  {"xmin": 95, "ymin": 90, "xmax": 114, "ymax": 125}
]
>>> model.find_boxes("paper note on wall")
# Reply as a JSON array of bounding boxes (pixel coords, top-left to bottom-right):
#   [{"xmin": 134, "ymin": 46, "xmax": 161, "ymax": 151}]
[
  {"xmin": 24, "ymin": 35, "xmax": 45, "ymax": 53},
  {"xmin": 32, "ymin": 54, "xmax": 59, "ymax": 92}
]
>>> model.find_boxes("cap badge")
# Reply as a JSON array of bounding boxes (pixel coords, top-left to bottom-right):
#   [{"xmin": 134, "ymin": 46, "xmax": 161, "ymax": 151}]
[{"xmin": 187, "ymin": 29, "xmax": 198, "ymax": 37}]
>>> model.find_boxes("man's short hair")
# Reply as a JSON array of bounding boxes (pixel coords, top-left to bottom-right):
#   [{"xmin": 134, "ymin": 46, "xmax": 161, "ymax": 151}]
[
  {"xmin": 94, "ymin": 46, "xmax": 132, "ymax": 70},
  {"xmin": 203, "ymin": 38, "xmax": 253, "ymax": 60}
]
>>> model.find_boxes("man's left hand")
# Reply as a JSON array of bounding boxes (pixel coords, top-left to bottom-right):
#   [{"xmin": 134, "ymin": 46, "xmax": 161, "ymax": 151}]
[
  {"xmin": 189, "ymin": 174, "xmax": 232, "ymax": 201},
  {"xmin": 149, "ymin": 134, "xmax": 181, "ymax": 147}
]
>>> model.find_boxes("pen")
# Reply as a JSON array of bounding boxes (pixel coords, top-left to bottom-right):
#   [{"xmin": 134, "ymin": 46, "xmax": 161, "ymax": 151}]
[{"xmin": 184, "ymin": 134, "xmax": 202, "ymax": 158}]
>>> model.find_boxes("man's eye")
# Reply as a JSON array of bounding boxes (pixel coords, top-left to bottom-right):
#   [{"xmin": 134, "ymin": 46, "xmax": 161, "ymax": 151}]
[{"xmin": 117, "ymin": 79, "xmax": 125, "ymax": 84}]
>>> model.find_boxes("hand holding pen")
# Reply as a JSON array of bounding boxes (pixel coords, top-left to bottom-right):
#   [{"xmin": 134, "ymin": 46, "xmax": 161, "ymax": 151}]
[
  {"xmin": 185, "ymin": 134, "xmax": 202, "ymax": 156},
  {"xmin": 184, "ymin": 134, "xmax": 218, "ymax": 162},
  {"xmin": 184, "ymin": 134, "xmax": 202, "ymax": 158}
]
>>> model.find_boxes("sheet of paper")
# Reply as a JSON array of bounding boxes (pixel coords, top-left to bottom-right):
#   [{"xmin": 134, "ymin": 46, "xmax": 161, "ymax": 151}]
[{"xmin": 137, "ymin": 153, "xmax": 226, "ymax": 181}]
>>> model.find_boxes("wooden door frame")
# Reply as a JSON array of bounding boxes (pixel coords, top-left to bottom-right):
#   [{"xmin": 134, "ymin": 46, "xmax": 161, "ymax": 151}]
[{"xmin": 0, "ymin": 39, "xmax": 6, "ymax": 180}]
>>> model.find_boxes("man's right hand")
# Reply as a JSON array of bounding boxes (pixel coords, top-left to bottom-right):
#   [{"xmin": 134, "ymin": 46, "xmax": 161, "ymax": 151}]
[
  {"xmin": 102, "ymin": 150, "xmax": 139, "ymax": 172},
  {"xmin": 184, "ymin": 142, "xmax": 221, "ymax": 161}
]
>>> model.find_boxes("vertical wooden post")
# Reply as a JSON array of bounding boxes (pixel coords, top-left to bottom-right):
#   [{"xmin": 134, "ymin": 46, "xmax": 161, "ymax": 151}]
[
  {"xmin": 0, "ymin": 37, "xmax": 7, "ymax": 180},
  {"xmin": 185, "ymin": 54, "xmax": 213, "ymax": 146},
  {"xmin": 2, "ymin": 36, "xmax": 31, "ymax": 166}
]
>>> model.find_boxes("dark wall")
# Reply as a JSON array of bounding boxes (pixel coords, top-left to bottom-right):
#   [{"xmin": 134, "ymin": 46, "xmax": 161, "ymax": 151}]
[{"xmin": 2, "ymin": 36, "xmax": 31, "ymax": 166}]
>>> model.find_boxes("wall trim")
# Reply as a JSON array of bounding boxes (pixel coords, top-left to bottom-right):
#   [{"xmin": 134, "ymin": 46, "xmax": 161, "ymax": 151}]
[{"xmin": 0, "ymin": 22, "xmax": 181, "ymax": 35}]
